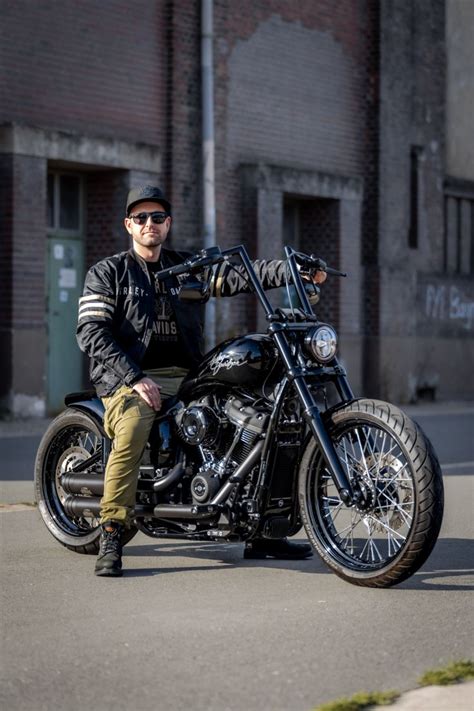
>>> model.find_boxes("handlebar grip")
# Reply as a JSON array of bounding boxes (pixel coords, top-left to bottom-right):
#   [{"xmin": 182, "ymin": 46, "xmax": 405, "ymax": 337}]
[{"xmin": 325, "ymin": 266, "xmax": 347, "ymax": 277}]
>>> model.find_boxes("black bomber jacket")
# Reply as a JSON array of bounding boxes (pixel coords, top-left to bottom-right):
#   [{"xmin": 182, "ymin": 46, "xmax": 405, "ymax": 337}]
[{"xmin": 76, "ymin": 247, "xmax": 290, "ymax": 397}]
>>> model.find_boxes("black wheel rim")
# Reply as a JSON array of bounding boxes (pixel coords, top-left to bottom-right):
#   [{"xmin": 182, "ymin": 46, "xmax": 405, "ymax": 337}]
[
  {"xmin": 42, "ymin": 424, "xmax": 101, "ymax": 537},
  {"xmin": 307, "ymin": 422, "xmax": 417, "ymax": 572}
]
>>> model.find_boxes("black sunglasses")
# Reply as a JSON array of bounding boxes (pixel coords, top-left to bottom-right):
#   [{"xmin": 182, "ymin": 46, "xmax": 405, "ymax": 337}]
[{"xmin": 129, "ymin": 211, "xmax": 169, "ymax": 225}]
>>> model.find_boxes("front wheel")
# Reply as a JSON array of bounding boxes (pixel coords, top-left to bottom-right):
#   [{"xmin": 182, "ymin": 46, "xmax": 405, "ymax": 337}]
[{"xmin": 299, "ymin": 399, "xmax": 444, "ymax": 587}]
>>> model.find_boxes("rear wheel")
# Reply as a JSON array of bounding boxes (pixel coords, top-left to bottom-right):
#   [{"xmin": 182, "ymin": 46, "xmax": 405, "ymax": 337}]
[
  {"xmin": 299, "ymin": 399, "xmax": 444, "ymax": 587},
  {"xmin": 35, "ymin": 409, "xmax": 137, "ymax": 554}
]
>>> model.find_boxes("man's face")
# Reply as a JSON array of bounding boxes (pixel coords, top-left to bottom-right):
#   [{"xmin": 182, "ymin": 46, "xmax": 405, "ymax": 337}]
[{"xmin": 124, "ymin": 201, "xmax": 171, "ymax": 252}]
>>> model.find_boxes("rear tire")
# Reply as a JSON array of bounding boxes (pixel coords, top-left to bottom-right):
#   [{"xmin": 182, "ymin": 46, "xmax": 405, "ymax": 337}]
[
  {"xmin": 35, "ymin": 409, "xmax": 137, "ymax": 554},
  {"xmin": 298, "ymin": 399, "xmax": 444, "ymax": 587}
]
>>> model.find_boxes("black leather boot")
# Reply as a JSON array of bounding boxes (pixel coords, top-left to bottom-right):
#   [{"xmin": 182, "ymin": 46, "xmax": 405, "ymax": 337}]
[
  {"xmin": 244, "ymin": 538, "xmax": 313, "ymax": 560},
  {"xmin": 94, "ymin": 521, "xmax": 123, "ymax": 577}
]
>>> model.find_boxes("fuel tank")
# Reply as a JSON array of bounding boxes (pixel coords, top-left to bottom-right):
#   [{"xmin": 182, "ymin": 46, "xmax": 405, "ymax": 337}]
[{"xmin": 181, "ymin": 334, "xmax": 279, "ymax": 389}]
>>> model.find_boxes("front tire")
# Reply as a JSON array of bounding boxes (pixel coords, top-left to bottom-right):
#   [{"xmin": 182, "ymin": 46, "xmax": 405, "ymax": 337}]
[
  {"xmin": 35, "ymin": 409, "xmax": 137, "ymax": 554},
  {"xmin": 298, "ymin": 399, "xmax": 444, "ymax": 587}
]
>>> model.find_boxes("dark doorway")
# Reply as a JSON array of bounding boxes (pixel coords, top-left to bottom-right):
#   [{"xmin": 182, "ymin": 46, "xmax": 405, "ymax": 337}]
[{"xmin": 283, "ymin": 197, "xmax": 340, "ymax": 327}]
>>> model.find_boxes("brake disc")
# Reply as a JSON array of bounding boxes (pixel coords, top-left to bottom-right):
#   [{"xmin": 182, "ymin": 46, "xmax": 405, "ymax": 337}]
[
  {"xmin": 56, "ymin": 447, "xmax": 89, "ymax": 503},
  {"xmin": 363, "ymin": 453, "xmax": 410, "ymax": 531}
]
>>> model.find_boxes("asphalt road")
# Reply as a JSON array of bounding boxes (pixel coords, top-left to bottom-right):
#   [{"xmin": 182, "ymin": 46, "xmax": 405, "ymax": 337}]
[{"xmin": 0, "ymin": 404, "xmax": 473, "ymax": 711}]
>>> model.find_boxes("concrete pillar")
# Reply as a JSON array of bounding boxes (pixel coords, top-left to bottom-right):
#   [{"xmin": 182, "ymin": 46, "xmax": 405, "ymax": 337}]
[
  {"xmin": 257, "ymin": 188, "xmax": 283, "ymax": 330},
  {"xmin": 10, "ymin": 155, "xmax": 48, "ymax": 415},
  {"xmin": 338, "ymin": 197, "xmax": 363, "ymax": 394}
]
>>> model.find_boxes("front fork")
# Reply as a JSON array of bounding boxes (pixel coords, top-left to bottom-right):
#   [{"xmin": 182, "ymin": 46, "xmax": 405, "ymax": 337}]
[
  {"xmin": 293, "ymin": 378, "xmax": 355, "ymax": 505},
  {"xmin": 272, "ymin": 332, "xmax": 356, "ymax": 505}
]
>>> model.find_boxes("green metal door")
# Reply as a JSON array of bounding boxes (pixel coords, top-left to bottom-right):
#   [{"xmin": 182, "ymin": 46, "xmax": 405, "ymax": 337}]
[{"xmin": 47, "ymin": 238, "xmax": 85, "ymax": 413}]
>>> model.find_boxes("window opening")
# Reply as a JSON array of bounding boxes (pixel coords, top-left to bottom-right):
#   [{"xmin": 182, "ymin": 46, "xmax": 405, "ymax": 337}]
[
  {"xmin": 47, "ymin": 171, "xmax": 84, "ymax": 235},
  {"xmin": 443, "ymin": 179, "xmax": 474, "ymax": 275},
  {"xmin": 408, "ymin": 146, "xmax": 422, "ymax": 250}
]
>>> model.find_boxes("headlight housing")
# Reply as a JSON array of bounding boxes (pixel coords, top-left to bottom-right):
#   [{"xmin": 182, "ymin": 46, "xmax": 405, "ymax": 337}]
[{"xmin": 304, "ymin": 325, "xmax": 338, "ymax": 363}]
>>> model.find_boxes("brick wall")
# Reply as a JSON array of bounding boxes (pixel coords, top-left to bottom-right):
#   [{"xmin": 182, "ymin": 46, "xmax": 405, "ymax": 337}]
[
  {"xmin": 211, "ymin": 0, "xmax": 379, "ymax": 342},
  {"xmin": 86, "ymin": 171, "xmax": 130, "ymax": 268},
  {"xmin": 165, "ymin": 0, "xmax": 203, "ymax": 250},
  {"xmin": 299, "ymin": 199, "xmax": 340, "ymax": 327},
  {"xmin": 0, "ymin": 0, "xmax": 169, "ymax": 147}
]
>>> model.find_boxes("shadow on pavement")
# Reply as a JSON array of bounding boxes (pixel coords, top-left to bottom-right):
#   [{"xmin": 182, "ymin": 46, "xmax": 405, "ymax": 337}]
[{"xmin": 122, "ymin": 537, "xmax": 474, "ymax": 589}]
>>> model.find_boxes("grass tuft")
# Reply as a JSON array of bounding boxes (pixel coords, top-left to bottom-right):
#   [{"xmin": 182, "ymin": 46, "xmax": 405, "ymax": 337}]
[
  {"xmin": 313, "ymin": 689, "xmax": 400, "ymax": 711},
  {"xmin": 418, "ymin": 659, "xmax": 474, "ymax": 687}
]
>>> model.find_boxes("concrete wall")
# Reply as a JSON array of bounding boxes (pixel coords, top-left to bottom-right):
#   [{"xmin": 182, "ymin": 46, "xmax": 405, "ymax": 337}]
[
  {"xmin": 375, "ymin": 0, "xmax": 469, "ymax": 403},
  {"xmin": 446, "ymin": 0, "xmax": 474, "ymax": 180}
]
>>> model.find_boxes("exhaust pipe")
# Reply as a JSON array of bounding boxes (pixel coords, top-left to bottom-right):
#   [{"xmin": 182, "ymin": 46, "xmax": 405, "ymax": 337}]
[
  {"xmin": 63, "ymin": 496, "xmax": 102, "ymax": 517},
  {"xmin": 63, "ymin": 496, "xmax": 154, "ymax": 518},
  {"xmin": 152, "ymin": 503, "xmax": 218, "ymax": 519},
  {"xmin": 61, "ymin": 474, "xmax": 105, "ymax": 497},
  {"xmin": 61, "ymin": 460, "xmax": 186, "ymax": 498},
  {"xmin": 63, "ymin": 495, "xmax": 219, "ymax": 521},
  {"xmin": 153, "ymin": 461, "xmax": 185, "ymax": 491},
  {"xmin": 211, "ymin": 440, "xmax": 264, "ymax": 505}
]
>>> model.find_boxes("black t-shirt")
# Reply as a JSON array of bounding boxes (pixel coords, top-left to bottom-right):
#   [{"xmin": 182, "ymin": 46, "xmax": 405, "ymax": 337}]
[{"xmin": 141, "ymin": 260, "xmax": 190, "ymax": 369}]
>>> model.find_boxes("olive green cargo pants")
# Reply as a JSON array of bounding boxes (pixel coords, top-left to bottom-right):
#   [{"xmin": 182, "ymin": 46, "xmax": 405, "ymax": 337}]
[{"xmin": 100, "ymin": 367, "xmax": 188, "ymax": 526}]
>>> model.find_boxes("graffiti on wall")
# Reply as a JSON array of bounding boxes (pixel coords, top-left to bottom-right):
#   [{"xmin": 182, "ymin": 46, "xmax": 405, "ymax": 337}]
[{"xmin": 423, "ymin": 281, "xmax": 474, "ymax": 333}]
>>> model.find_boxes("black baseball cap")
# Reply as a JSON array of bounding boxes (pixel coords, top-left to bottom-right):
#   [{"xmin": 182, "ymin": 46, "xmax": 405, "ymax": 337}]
[{"xmin": 126, "ymin": 185, "xmax": 172, "ymax": 215}]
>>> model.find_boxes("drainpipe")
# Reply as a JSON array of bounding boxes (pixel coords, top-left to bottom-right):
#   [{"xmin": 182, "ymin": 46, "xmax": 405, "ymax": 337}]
[{"xmin": 201, "ymin": 0, "xmax": 216, "ymax": 350}]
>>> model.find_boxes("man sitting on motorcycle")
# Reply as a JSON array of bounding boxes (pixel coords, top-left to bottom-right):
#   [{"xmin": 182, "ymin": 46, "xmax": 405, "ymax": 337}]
[{"xmin": 77, "ymin": 185, "xmax": 326, "ymax": 577}]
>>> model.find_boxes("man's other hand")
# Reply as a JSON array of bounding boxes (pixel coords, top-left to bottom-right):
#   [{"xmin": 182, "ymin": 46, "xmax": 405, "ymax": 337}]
[
  {"xmin": 312, "ymin": 269, "xmax": 327, "ymax": 285},
  {"xmin": 132, "ymin": 377, "xmax": 162, "ymax": 411}
]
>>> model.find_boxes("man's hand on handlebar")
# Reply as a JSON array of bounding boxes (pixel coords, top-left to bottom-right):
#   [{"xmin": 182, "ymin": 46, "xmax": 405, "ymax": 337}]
[
  {"xmin": 300, "ymin": 266, "xmax": 328, "ymax": 286},
  {"xmin": 312, "ymin": 269, "xmax": 327, "ymax": 285},
  {"xmin": 132, "ymin": 377, "xmax": 162, "ymax": 411}
]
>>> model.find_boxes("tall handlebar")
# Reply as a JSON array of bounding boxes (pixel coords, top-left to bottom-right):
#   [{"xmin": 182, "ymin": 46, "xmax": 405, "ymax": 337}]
[{"xmin": 155, "ymin": 245, "xmax": 346, "ymax": 282}]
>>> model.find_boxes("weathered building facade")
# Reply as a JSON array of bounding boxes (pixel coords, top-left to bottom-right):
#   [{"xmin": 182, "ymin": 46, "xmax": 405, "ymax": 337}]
[{"xmin": 0, "ymin": 0, "xmax": 472, "ymax": 415}]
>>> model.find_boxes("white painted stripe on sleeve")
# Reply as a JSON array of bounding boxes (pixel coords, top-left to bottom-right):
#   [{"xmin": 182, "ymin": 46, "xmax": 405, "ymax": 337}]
[
  {"xmin": 79, "ymin": 300, "xmax": 114, "ymax": 314},
  {"xmin": 78, "ymin": 309, "xmax": 113, "ymax": 321},
  {"xmin": 79, "ymin": 293, "xmax": 115, "ymax": 305}
]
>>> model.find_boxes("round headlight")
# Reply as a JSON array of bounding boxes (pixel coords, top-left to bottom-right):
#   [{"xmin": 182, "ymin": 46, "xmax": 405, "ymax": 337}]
[{"xmin": 304, "ymin": 325, "xmax": 338, "ymax": 363}]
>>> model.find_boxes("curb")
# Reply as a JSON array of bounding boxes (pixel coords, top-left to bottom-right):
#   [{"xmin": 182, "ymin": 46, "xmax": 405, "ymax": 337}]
[{"xmin": 388, "ymin": 680, "xmax": 474, "ymax": 710}]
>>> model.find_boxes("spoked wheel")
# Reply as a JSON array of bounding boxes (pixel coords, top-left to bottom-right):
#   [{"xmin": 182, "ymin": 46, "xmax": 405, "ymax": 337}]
[
  {"xmin": 35, "ymin": 410, "xmax": 137, "ymax": 554},
  {"xmin": 299, "ymin": 399, "xmax": 444, "ymax": 587}
]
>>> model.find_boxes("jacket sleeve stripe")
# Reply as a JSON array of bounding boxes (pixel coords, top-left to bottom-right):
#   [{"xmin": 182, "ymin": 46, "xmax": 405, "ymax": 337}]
[
  {"xmin": 78, "ymin": 308, "xmax": 113, "ymax": 322},
  {"xmin": 79, "ymin": 293, "xmax": 115, "ymax": 306},
  {"xmin": 79, "ymin": 300, "xmax": 114, "ymax": 314}
]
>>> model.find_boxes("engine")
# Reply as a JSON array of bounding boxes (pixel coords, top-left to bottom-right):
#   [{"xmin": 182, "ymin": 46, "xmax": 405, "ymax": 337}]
[{"xmin": 175, "ymin": 394, "xmax": 269, "ymax": 503}]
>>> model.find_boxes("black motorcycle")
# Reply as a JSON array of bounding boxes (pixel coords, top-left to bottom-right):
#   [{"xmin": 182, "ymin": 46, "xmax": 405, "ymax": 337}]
[{"xmin": 35, "ymin": 245, "xmax": 444, "ymax": 587}]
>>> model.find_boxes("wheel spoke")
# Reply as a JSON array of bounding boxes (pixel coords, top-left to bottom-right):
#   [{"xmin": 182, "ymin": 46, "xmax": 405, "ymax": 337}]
[
  {"xmin": 369, "ymin": 516, "xmax": 407, "ymax": 540},
  {"xmin": 309, "ymin": 419, "xmax": 417, "ymax": 572}
]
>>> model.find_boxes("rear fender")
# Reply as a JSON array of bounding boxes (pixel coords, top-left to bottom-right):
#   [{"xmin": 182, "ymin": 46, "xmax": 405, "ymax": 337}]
[{"xmin": 64, "ymin": 392, "xmax": 105, "ymax": 433}]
